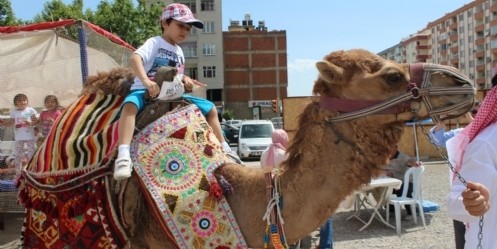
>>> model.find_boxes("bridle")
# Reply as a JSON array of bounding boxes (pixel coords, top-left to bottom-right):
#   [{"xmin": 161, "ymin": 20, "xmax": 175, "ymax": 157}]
[{"xmin": 320, "ymin": 63, "xmax": 476, "ymax": 123}]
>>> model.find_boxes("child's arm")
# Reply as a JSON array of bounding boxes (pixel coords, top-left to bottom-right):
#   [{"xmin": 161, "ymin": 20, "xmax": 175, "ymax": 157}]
[
  {"xmin": 0, "ymin": 118, "xmax": 14, "ymax": 126},
  {"xmin": 129, "ymin": 53, "xmax": 159, "ymax": 97}
]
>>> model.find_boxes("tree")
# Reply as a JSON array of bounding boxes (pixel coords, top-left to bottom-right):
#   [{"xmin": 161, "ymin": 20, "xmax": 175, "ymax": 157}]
[
  {"xmin": 33, "ymin": 0, "xmax": 85, "ymax": 22},
  {"xmin": 0, "ymin": 0, "xmax": 19, "ymax": 26},
  {"xmin": 11, "ymin": 0, "xmax": 165, "ymax": 48}
]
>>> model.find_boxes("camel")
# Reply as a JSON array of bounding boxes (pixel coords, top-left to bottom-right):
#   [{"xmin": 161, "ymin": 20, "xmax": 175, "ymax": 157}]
[{"xmin": 19, "ymin": 49, "xmax": 475, "ymax": 248}]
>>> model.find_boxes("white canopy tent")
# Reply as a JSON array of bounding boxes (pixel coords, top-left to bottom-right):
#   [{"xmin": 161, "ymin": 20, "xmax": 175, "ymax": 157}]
[{"xmin": 0, "ymin": 20, "xmax": 134, "ymax": 109}]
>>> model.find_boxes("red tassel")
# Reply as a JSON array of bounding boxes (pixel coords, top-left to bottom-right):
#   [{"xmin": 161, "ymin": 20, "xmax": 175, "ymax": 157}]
[{"xmin": 209, "ymin": 182, "xmax": 223, "ymax": 200}]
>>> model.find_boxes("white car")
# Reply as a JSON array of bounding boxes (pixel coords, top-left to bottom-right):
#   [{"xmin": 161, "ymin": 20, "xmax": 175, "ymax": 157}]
[
  {"xmin": 225, "ymin": 119, "xmax": 242, "ymax": 128},
  {"xmin": 237, "ymin": 120, "xmax": 274, "ymax": 159}
]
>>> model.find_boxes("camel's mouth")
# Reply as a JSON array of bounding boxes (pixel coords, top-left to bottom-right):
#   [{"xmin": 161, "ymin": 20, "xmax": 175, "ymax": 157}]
[{"xmin": 410, "ymin": 64, "xmax": 476, "ymax": 123}]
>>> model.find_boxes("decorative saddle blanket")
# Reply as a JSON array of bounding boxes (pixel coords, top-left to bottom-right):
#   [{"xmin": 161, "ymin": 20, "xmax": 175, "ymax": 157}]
[
  {"xmin": 130, "ymin": 104, "xmax": 247, "ymax": 249},
  {"xmin": 18, "ymin": 93, "xmax": 128, "ymax": 249}
]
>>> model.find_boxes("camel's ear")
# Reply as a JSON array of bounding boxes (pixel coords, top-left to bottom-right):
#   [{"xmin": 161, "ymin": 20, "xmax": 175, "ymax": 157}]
[{"xmin": 316, "ymin": 61, "xmax": 343, "ymax": 84}]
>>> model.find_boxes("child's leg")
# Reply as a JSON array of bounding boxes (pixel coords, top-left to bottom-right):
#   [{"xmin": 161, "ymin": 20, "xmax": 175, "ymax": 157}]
[
  {"xmin": 114, "ymin": 103, "xmax": 138, "ymax": 180},
  {"xmin": 24, "ymin": 140, "xmax": 36, "ymax": 160},
  {"xmin": 114, "ymin": 89, "xmax": 146, "ymax": 180},
  {"xmin": 14, "ymin": 140, "xmax": 26, "ymax": 180},
  {"xmin": 205, "ymin": 107, "xmax": 227, "ymax": 146}
]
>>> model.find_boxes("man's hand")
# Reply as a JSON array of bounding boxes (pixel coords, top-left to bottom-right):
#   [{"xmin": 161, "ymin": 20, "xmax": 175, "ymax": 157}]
[{"xmin": 462, "ymin": 182, "xmax": 490, "ymax": 216}]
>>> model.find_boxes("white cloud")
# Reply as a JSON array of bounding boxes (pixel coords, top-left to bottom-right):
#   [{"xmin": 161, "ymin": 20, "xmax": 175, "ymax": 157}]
[
  {"xmin": 287, "ymin": 58, "xmax": 319, "ymax": 97},
  {"xmin": 288, "ymin": 58, "xmax": 318, "ymax": 72}
]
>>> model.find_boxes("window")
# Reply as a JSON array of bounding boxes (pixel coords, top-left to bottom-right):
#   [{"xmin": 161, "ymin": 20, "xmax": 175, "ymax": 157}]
[
  {"xmin": 182, "ymin": 42, "xmax": 198, "ymax": 58},
  {"xmin": 207, "ymin": 89, "xmax": 222, "ymax": 102},
  {"xmin": 183, "ymin": 3, "xmax": 197, "ymax": 13},
  {"xmin": 190, "ymin": 28, "xmax": 197, "ymax": 36},
  {"xmin": 202, "ymin": 21, "xmax": 215, "ymax": 33},
  {"xmin": 185, "ymin": 67, "xmax": 198, "ymax": 80},
  {"xmin": 201, "ymin": 0, "xmax": 214, "ymax": 11},
  {"xmin": 203, "ymin": 66, "xmax": 216, "ymax": 78},
  {"xmin": 202, "ymin": 44, "xmax": 216, "ymax": 56}
]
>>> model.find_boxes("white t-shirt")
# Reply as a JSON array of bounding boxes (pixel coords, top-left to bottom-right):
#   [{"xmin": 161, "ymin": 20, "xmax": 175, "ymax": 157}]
[
  {"xmin": 131, "ymin": 36, "xmax": 185, "ymax": 90},
  {"xmin": 447, "ymin": 122, "xmax": 497, "ymax": 249},
  {"xmin": 10, "ymin": 107, "xmax": 38, "ymax": 141}
]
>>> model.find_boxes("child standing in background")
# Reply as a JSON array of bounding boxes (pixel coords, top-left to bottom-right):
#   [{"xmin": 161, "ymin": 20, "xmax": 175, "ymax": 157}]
[
  {"xmin": 0, "ymin": 94, "xmax": 38, "ymax": 180},
  {"xmin": 37, "ymin": 95, "xmax": 62, "ymax": 144}
]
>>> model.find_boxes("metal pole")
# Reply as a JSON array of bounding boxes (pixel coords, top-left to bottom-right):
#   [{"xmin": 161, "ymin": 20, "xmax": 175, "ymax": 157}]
[{"xmin": 77, "ymin": 20, "xmax": 89, "ymax": 85}]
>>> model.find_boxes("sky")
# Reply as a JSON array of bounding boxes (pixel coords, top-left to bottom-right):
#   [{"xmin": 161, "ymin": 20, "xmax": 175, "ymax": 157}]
[{"xmin": 11, "ymin": 0, "xmax": 474, "ymax": 97}]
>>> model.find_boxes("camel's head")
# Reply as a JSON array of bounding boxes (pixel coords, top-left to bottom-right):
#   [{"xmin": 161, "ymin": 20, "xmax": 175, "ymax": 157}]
[{"xmin": 314, "ymin": 49, "xmax": 476, "ymax": 123}]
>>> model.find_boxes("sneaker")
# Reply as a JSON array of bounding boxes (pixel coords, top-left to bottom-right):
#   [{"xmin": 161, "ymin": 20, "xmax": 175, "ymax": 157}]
[{"xmin": 114, "ymin": 156, "xmax": 133, "ymax": 180}]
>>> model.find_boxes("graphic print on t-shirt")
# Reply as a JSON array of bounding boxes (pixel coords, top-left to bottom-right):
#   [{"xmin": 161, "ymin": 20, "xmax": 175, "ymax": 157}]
[{"xmin": 147, "ymin": 48, "xmax": 184, "ymax": 78}]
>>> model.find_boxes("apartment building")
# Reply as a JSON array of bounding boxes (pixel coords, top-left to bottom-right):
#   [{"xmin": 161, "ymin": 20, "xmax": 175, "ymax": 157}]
[
  {"xmin": 379, "ymin": 0, "xmax": 497, "ymax": 94},
  {"xmin": 223, "ymin": 14, "xmax": 288, "ymax": 119}
]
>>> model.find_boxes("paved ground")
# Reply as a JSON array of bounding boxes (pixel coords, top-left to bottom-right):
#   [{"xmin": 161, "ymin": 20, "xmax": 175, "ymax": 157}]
[{"xmin": 1, "ymin": 160, "xmax": 455, "ymax": 249}]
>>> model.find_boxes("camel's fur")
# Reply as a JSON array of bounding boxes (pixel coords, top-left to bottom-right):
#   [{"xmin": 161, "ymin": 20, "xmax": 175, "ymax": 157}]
[{"xmin": 74, "ymin": 49, "xmax": 473, "ymax": 248}]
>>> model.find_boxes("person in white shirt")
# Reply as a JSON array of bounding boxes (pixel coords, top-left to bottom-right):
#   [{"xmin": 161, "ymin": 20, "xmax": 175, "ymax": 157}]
[
  {"xmin": 446, "ymin": 82, "xmax": 497, "ymax": 248},
  {"xmin": 0, "ymin": 94, "xmax": 38, "ymax": 180}
]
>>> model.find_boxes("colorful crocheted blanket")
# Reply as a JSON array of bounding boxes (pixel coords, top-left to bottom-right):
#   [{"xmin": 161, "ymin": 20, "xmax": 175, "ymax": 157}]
[
  {"xmin": 18, "ymin": 93, "xmax": 128, "ymax": 249},
  {"xmin": 131, "ymin": 104, "xmax": 247, "ymax": 249}
]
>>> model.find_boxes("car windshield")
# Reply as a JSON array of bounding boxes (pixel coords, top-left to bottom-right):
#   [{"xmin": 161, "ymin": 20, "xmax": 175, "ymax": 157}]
[{"xmin": 240, "ymin": 124, "xmax": 273, "ymax": 138}]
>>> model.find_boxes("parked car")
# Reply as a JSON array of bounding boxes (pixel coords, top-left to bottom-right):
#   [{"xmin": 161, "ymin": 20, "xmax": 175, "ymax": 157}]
[
  {"xmin": 271, "ymin": 117, "xmax": 283, "ymax": 129},
  {"xmin": 237, "ymin": 120, "xmax": 274, "ymax": 160},
  {"xmin": 225, "ymin": 119, "xmax": 242, "ymax": 128},
  {"xmin": 221, "ymin": 123, "xmax": 239, "ymax": 144}
]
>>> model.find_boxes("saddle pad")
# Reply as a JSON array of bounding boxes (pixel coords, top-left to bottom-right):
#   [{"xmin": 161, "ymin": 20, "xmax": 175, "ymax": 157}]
[
  {"xmin": 131, "ymin": 104, "xmax": 247, "ymax": 249},
  {"xmin": 18, "ymin": 93, "xmax": 127, "ymax": 249}
]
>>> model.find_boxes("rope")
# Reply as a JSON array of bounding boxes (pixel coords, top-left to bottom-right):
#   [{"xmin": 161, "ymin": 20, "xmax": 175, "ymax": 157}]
[{"xmin": 262, "ymin": 174, "xmax": 289, "ymax": 248}]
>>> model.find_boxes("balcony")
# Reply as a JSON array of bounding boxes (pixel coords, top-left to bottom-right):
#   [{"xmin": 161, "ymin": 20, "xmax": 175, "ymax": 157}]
[
  {"xmin": 450, "ymin": 57, "xmax": 459, "ymax": 64},
  {"xmin": 475, "ymin": 51, "xmax": 485, "ymax": 58},
  {"xmin": 475, "ymin": 10, "xmax": 485, "ymax": 19},
  {"xmin": 476, "ymin": 78, "xmax": 486, "ymax": 85},
  {"xmin": 450, "ymin": 34, "xmax": 458, "ymax": 42},
  {"xmin": 416, "ymin": 54, "xmax": 428, "ymax": 62},
  {"xmin": 475, "ymin": 37, "xmax": 485, "ymax": 46},
  {"xmin": 476, "ymin": 64, "xmax": 486, "ymax": 71},
  {"xmin": 475, "ymin": 24, "xmax": 485, "ymax": 32},
  {"xmin": 416, "ymin": 45, "xmax": 429, "ymax": 50},
  {"xmin": 450, "ymin": 46, "xmax": 459, "ymax": 53}
]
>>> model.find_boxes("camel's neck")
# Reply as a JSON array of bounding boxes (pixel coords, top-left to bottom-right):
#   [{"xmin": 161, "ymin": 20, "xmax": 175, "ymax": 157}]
[{"xmin": 222, "ymin": 112, "xmax": 403, "ymax": 247}]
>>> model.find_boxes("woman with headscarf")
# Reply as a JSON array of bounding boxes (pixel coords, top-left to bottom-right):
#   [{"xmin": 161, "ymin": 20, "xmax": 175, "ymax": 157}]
[
  {"xmin": 446, "ymin": 80, "xmax": 497, "ymax": 248},
  {"xmin": 260, "ymin": 129, "xmax": 289, "ymax": 172}
]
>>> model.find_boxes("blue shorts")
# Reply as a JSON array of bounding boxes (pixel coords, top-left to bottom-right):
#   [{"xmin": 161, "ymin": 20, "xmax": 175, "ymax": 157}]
[
  {"xmin": 123, "ymin": 89, "xmax": 147, "ymax": 112},
  {"xmin": 183, "ymin": 94, "xmax": 214, "ymax": 116}
]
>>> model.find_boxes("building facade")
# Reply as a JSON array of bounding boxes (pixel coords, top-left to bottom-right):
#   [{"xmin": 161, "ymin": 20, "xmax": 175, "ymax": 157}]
[
  {"xmin": 379, "ymin": 0, "xmax": 496, "ymax": 93},
  {"xmin": 223, "ymin": 14, "xmax": 288, "ymax": 119}
]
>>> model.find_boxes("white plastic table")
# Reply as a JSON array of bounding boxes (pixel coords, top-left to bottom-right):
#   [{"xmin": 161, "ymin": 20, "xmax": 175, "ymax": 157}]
[{"xmin": 347, "ymin": 176, "xmax": 402, "ymax": 231}]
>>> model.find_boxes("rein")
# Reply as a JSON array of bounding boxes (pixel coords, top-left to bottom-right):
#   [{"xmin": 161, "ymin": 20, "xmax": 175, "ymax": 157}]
[{"xmin": 321, "ymin": 63, "xmax": 475, "ymax": 123}]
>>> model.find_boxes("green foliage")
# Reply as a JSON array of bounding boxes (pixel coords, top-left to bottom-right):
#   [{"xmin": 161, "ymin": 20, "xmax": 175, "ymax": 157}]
[
  {"xmin": 223, "ymin": 109, "xmax": 235, "ymax": 120},
  {"xmin": 0, "ymin": 0, "xmax": 20, "ymax": 26},
  {"xmin": 14, "ymin": 0, "xmax": 165, "ymax": 48}
]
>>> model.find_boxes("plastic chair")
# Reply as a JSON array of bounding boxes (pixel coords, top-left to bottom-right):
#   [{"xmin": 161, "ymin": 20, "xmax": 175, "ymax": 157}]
[{"xmin": 386, "ymin": 165, "xmax": 426, "ymax": 235}]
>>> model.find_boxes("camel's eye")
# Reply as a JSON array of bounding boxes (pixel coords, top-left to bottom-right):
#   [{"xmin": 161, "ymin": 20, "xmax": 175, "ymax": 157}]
[{"xmin": 384, "ymin": 72, "xmax": 405, "ymax": 86}]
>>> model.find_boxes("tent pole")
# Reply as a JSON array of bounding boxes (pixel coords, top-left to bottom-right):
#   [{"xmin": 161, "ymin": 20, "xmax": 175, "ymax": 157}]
[{"xmin": 77, "ymin": 20, "xmax": 89, "ymax": 85}]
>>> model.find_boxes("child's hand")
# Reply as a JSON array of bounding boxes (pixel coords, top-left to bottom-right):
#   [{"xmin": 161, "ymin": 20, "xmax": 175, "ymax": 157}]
[
  {"xmin": 143, "ymin": 78, "xmax": 160, "ymax": 97},
  {"xmin": 183, "ymin": 76, "xmax": 194, "ymax": 92}
]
